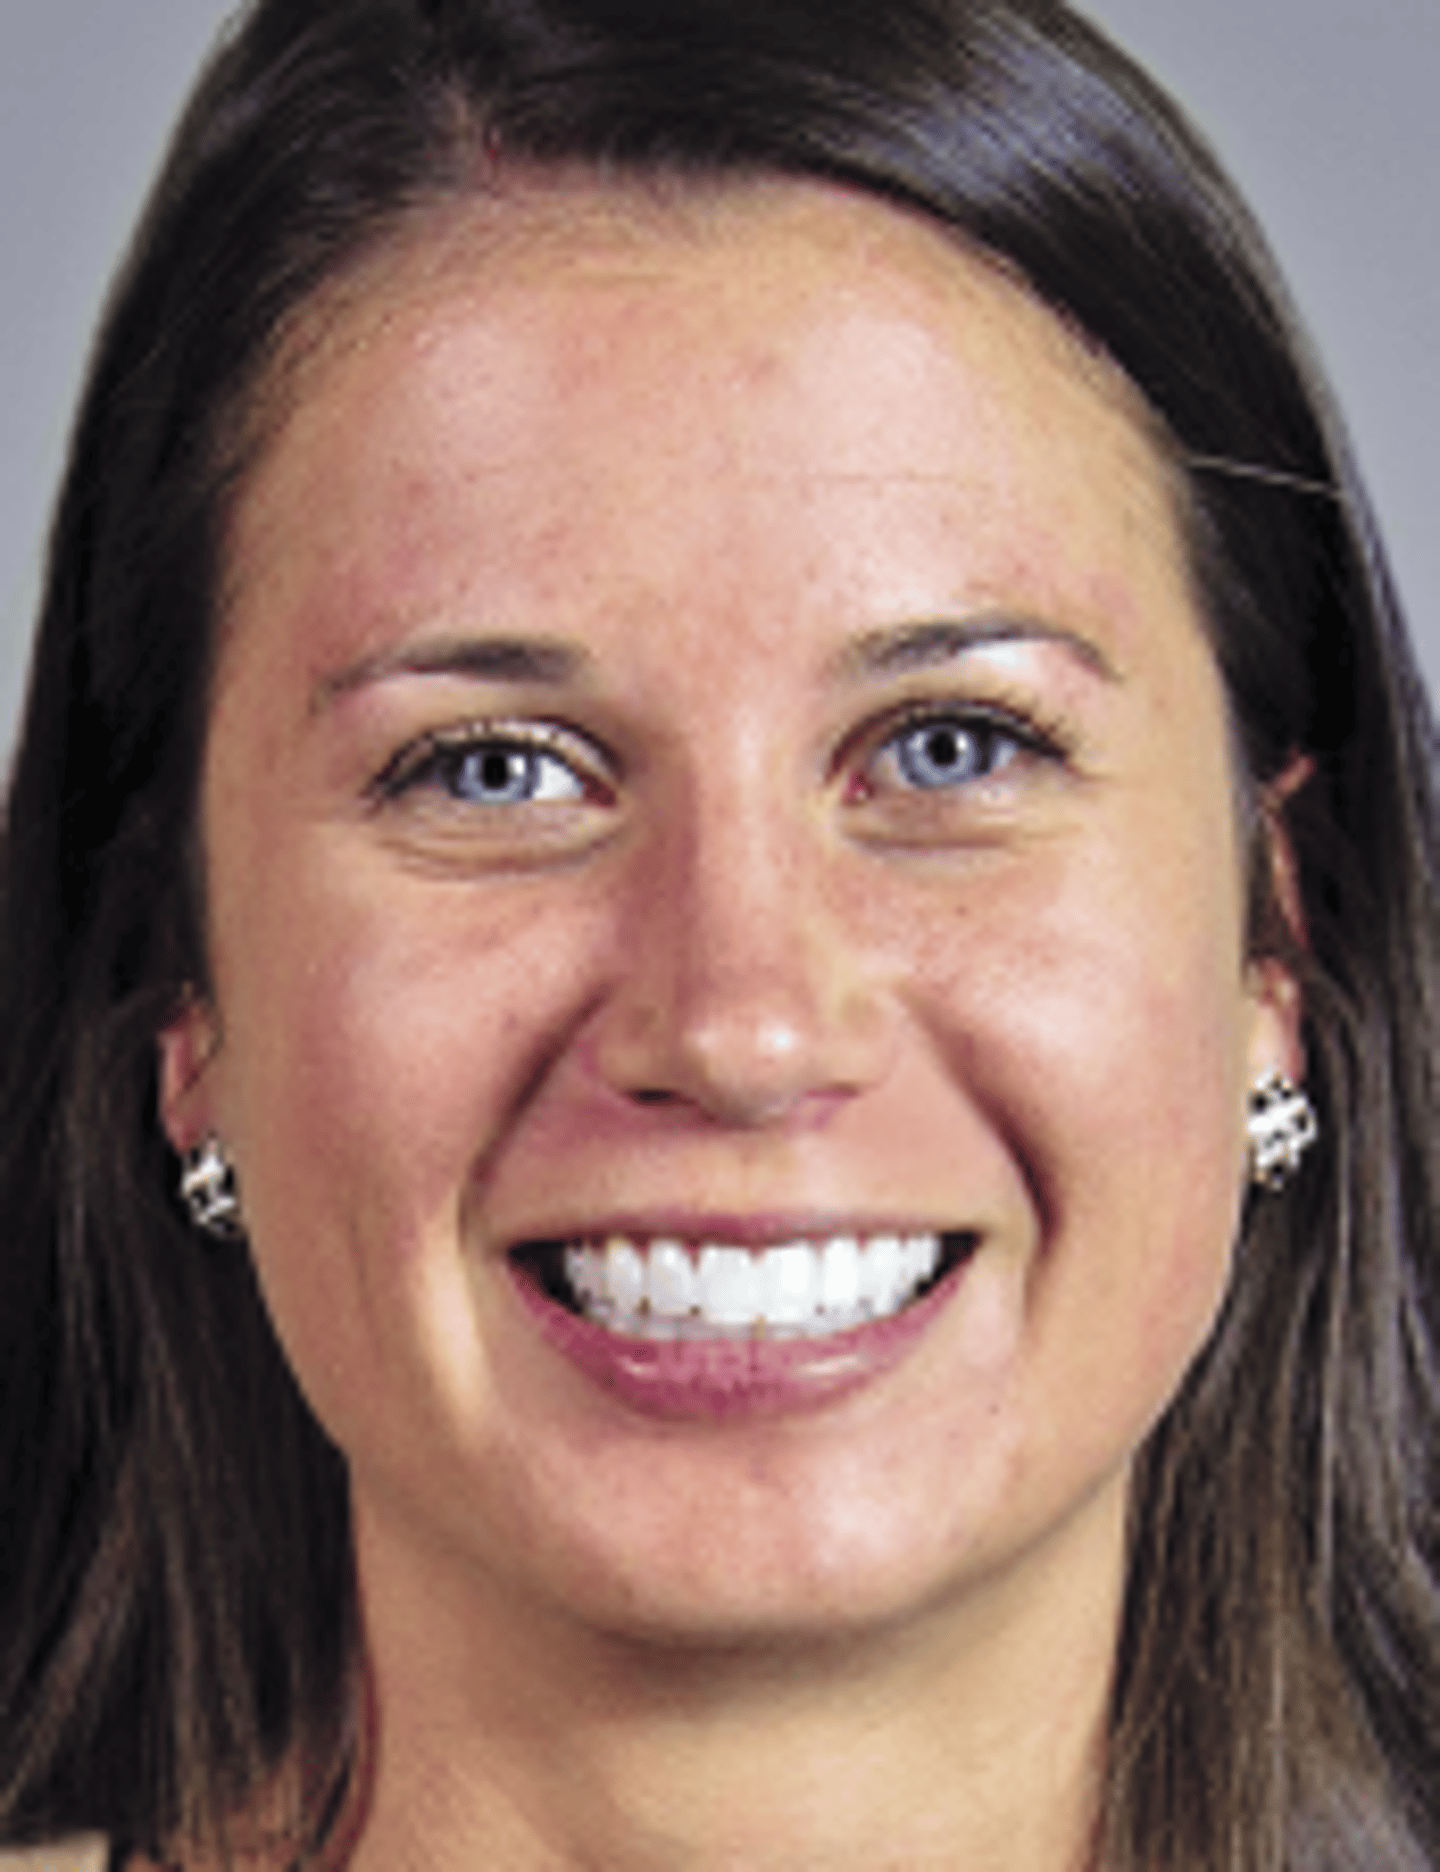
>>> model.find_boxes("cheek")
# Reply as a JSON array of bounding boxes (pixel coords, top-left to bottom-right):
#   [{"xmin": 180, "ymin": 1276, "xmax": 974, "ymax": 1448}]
[
  {"xmin": 222, "ymin": 848, "xmax": 566, "ymax": 1167},
  {"xmin": 205, "ymin": 839, "xmax": 608, "ymax": 1394},
  {"xmin": 901, "ymin": 841, "xmax": 1251, "ymax": 1442}
]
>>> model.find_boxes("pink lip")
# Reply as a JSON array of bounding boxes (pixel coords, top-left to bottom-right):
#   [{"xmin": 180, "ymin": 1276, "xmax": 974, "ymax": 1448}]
[{"xmin": 509, "ymin": 1259, "xmax": 964, "ymax": 1422}]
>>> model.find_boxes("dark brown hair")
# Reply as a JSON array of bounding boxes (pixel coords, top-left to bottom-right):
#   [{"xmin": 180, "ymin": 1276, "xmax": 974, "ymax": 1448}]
[{"xmin": 2, "ymin": 1, "xmax": 1437, "ymax": 1864}]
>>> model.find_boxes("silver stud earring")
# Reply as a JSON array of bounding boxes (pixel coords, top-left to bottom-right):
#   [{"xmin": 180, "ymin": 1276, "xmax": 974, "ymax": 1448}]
[
  {"xmin": 1247, "ymin": 1071, "xmax": 1319, "ymax": 1191},
  {"xmin": 179, "ymin": 1135, "xmax": 244, "ymax": 1239}
]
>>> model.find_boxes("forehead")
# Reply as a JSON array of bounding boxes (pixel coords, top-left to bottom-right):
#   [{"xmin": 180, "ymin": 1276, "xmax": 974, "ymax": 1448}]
[
  {"xmin": 255, "ymin": 171, "xmax": 1171, "ymax": 471},
  {"xmin": 224, "ymin": 174, "xmax": 1193, "ymax": 683}
]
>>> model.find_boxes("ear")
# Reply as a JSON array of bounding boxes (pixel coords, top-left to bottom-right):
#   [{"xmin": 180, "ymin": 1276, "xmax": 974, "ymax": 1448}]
[
  {"xmin": 1245, "ymin": 955, "xmax": 1305, "ymax": 1089},
  {"xmin": 157, "ymin": 990, "xmax": 222, "ymax": 1154},
  {"xmin": 1258, "ymin": 753, "xmax": 1313, "ymax": 948},
  {"xmin": 1245, "ymin": 753, "xmax": 1312, "ymax": 1088}
]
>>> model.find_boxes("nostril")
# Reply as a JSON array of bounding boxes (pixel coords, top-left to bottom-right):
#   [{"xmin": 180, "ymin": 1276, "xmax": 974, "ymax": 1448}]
[{"xmin": 586, "ymin": 957, "xmax": 896, "ymax": 1129}]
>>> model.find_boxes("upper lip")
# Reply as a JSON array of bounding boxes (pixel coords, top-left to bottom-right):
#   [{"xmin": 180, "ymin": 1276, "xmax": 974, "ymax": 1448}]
[{"xmin": 502, "ymin": 1210, "xmax": 971, "ymax": 1254}]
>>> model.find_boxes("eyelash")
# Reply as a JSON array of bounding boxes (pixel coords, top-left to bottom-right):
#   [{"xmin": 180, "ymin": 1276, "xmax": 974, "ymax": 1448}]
[
  {"xmin": 369, "ymin": 720, "xmax": 609, "ymax": 809},
  {"xmin": 368, "ymin": 699, "xmax": 1072, "ymax": 812},
  {"xmin": 852, "ymin": 699, "xmax": 1073, "ymax": 801}
]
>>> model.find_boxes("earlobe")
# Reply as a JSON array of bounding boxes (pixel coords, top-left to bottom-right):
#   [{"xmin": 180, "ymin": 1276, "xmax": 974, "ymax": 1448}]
[
  {"xmin": 1245, "ymin": 751, "xmax": 1313, "ymax": 1087},
  {"xmin": 1246, "ymin": 957, "xmax": 1305, "ymax": 1089},
  {"xmin": 157, "ymin": 990, "xmax": 221, "ymax": 1154}
]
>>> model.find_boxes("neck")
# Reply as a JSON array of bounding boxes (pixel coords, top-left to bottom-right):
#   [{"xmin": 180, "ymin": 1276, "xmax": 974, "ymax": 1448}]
[{"xmin": 345, "ymin": 1491, "xmax": 1121, "ymax": 1872}]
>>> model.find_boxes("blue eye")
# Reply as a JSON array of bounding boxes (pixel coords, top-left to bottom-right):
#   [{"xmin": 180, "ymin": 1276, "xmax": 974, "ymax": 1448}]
[
  {"xmin": 376, "ymin": 729, "xmax": 589, "ymax": 807},
  {"xmin": 441, "ymin": 742, "xmax": 582, "ymax": 805},
  {"xmin": 890, "ymin": 716, "xmax": 1020, "ymax": 790}
]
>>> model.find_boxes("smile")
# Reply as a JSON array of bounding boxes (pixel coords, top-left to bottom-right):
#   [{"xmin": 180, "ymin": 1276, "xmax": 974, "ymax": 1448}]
[
  {"xmin": 509, "ymin": 1228, "xmax": 973, "ymax": 1332},
  {"xmin": 514, "ymin": 1229, "xmax": 976, "ymax": 1340},
  {"xmin": 510, "ymin": 1228, "xmax": 978, "ymax": 1421}
]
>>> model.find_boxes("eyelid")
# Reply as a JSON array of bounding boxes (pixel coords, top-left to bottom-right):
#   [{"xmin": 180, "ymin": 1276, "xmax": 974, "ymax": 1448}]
[
  {"xmin": 843, "ymin": 693, "xmax": 1076, "ymax": 789},
  {"xmin": 368, "ymin": 715, "xmax": 616, "ymax": 804}
]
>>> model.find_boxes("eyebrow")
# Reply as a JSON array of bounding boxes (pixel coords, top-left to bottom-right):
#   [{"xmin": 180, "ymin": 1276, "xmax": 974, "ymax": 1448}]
[
  {"xmin": 312, "ymin": 612, "xmax": 1116, "ymax": 714},
  {"xmin": 312, "ymin": 633, "xmax": 591, "ymax": 712},
  {"xmin": 834, "ymin": 616, "xmax": 1118, "ymax": 684}
]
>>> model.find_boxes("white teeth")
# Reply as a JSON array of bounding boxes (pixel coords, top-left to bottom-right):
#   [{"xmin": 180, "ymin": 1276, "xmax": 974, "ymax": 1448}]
[
  {"xmin": 858, "ymin": 1234, "xmax": 901, "ymax": 1312},
  {"xmin": 697, "ymin": 1245, "xmax": 761, "ymax": 1327},
  {"xmin": 647, "ymin": 1239, "xmax": 696, "ymax": 1319},
  {"xmin": 604, "ymin": 1237, "xmax": 646, "ymax": 1315},
  {"xmin": 820, "ymin": 1235, "xmax": 862, "ymax": 1314},
  {"xmin": 904, "ymin": 1232, "xmax": 941, "ymax": 1287},
  {"xmin": 757, "ymin": 1244, "xmax": 816, "ymax": 1326},
  {"xmin": 560, "ymin": 1230, "xmax": 950, "ymax": 1340}
]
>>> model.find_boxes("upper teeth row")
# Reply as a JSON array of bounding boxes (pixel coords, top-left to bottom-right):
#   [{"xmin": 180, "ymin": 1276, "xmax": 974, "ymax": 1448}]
[{"xmin": 563, "ymin": 1232, "xmax": 943, "ymax": 1340}]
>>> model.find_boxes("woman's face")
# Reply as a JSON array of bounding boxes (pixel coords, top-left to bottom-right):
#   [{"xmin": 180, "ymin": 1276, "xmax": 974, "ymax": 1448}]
[{"xmin": 163, "ymin": 180, "xmax": 1296, "ymax": 1643}]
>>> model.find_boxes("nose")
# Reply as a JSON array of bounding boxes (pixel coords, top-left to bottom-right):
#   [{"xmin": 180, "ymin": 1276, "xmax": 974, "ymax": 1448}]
[{"xmin": 585, "ymin": 786, "xmax": 896, "ymax": 1127}]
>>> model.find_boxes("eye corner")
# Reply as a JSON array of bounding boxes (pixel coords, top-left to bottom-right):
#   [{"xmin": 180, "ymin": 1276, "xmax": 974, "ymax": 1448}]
[
  {"xmin": 876, "ymin": 702, "xmax": 1070, "ymax": 792},
  {"xmin": 840, "ymin": 766, "xmax": 879, "ymax": 806},
  {"xmin": 365, "ymin": 717, "xmax": 617, "ymax": 815}
]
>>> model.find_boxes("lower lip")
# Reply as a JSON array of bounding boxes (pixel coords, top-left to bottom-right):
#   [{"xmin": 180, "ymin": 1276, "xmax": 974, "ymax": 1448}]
[{"xmin": 509, "ymin": 1261, "xmax": 964, "ymax": 1422}]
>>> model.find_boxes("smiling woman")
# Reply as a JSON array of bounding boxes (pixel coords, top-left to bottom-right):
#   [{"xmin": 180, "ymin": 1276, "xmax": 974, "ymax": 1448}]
[
  {"xmin": 165, "ymin": 181, "xmax": 1261, "ymax": 1665},
  {"xmin": 0, "ymin": 4, "xmax": 1437, "ymax": 1871}
]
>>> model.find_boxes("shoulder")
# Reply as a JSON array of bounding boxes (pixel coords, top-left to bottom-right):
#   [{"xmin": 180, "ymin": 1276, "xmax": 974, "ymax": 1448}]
[{"xmin": 0, "ymin": 1841, "xmax": 111, "ymax": 1871}]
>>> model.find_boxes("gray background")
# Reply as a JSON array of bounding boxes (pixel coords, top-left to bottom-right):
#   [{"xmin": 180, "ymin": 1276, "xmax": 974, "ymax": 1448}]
[{"xmin": 2, "ymin": 0, "xmax": 1437, "ymax": 766}]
